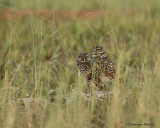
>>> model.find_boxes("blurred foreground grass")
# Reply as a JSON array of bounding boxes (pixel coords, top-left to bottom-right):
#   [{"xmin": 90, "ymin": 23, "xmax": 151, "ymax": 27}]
[{"xmin": 0, "ymin": 0, "xmax": 160, "ymax": 127}]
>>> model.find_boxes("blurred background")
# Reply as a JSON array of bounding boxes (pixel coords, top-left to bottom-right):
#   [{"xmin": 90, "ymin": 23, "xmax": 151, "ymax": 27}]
[{"xmin": 0, "ymin": 0, "xmax": 160, "ymax": 128}]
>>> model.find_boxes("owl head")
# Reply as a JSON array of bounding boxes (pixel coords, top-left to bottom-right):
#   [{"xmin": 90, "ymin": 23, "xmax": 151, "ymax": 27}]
[
  {"xmin": 92, "ymin": 45, "xmax": 106, "ymax": 61},
  {"xmin": 77, "ymin": 53, "xmax": 90, "ymax": 62}
]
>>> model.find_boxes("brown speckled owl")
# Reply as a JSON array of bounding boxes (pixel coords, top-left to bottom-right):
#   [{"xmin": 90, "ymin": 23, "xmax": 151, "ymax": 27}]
[
  {"xmin": 77, "ymin": 53, "xmax": 92, "ymax": 82},
  {"xmin": 92, "ymin": 45, "xmax": 116, "ymax": 87}
]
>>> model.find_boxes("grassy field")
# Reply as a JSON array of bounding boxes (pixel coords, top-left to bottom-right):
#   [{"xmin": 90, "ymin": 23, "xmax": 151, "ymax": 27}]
[{"xmin": 0, "ymin": 0, "xmax": 160, "ymax": 127}]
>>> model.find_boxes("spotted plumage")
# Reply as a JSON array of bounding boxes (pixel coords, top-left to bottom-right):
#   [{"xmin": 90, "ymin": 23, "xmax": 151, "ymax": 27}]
[
  {"xmin": 102, "ymin": 56, "xmax": 116, "ymax": 82},
  {"xmin": 92, "ymin": 46, "xmax": 106, "ymax": 87},
  {"xmin": 77, "ymin": 53, "xmax": 92, "ymax": 82},
  {"xmin": 77, "ymin": 46, "xmax": 116, "ymax": 89}
]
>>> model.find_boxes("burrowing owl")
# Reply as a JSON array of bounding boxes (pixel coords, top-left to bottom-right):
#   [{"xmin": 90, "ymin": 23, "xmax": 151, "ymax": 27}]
[
  {"xmin": 77, "ymin": 46, "xmax": 116, "ymax": 89},
  {"xmin": 77, "ymin": 53, "xmax": 92, "ymax": 82},
  {"xmin": 92, "ymin": 46, "xmax": 116, "ymax": 84}
]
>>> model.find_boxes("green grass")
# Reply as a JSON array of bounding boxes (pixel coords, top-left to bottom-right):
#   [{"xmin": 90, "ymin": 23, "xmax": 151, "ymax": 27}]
[{"xmin": 0, "ymin": 0, "xmax": 160, "ymax": 127}]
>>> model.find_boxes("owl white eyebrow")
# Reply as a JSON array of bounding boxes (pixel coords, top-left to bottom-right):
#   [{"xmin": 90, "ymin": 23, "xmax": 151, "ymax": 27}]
[{"xmin": 92, "ymin": 55, "xmax": 98, "ymax": 57}]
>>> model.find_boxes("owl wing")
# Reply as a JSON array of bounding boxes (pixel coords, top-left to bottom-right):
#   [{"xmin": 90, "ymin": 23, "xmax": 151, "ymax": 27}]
[{"xmin": 103, "ymin": 58, "xmax": 116, "ymax": 80}]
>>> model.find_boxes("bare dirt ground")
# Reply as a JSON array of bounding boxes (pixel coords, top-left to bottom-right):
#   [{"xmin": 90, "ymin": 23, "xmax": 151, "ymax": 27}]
[{"xmin": 0, "ymin": 9, "xmax": 141, "ymax": 20}]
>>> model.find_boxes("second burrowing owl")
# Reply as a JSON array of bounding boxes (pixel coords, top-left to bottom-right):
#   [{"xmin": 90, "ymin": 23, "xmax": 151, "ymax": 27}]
[{"xmin": 92, "ymin": 45, "xmax": 116, "ymax": 87}]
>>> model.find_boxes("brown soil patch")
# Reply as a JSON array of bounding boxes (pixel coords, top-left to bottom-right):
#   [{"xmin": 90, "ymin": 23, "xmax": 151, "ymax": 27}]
[{"xmin": 0, "ymin": 9, "xmax": 141, "ymax": 20}]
